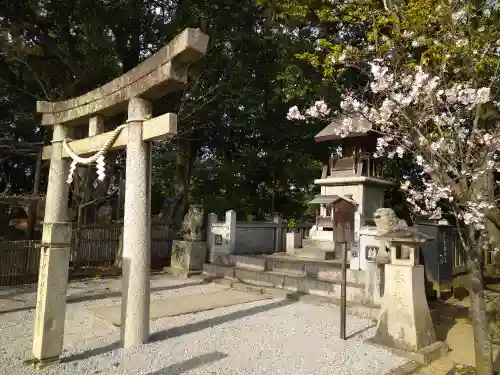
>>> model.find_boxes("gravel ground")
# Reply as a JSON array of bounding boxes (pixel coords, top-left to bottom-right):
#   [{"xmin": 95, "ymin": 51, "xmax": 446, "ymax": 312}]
[{"xmin": 0, "ymin": 274, "xmax": 406, "ymax": 375}]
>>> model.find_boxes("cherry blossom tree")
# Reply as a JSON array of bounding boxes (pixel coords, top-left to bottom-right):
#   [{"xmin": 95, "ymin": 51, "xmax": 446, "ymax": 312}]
[
  {"xmin": 281, "ymin": 0, "xmax": 500, "ymax": 373},
  {"xmin": 289, "ymin": 62, "xmax": 499, "ymax": 375}
]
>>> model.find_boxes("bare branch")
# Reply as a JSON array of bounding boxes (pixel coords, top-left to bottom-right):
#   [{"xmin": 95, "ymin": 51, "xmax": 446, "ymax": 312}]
[{"xmin": 81, "ymin": 188, "xmax": 119, "ymax": 209}]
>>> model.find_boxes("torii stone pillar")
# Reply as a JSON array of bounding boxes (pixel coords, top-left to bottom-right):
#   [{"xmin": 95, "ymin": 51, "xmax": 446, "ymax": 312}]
[
  {"xmin": 121, "ymin": 97, "xmax": 153, "ymax": 347},
  {"xmin": 32, "ymin": 124, "xmax": 72, "ymax": 367}
]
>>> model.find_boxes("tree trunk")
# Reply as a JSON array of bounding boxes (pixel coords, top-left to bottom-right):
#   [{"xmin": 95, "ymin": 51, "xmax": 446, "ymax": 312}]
[
  {"xmin": 465, "ymin": 226, "xmax": 494, "ymax": 375},
  {"xmin": 114, "ymin": 229, "xmax": 123, "ymax": 268},
  {"xmin": 162, "ymin": 137, "xmax": 199, "ymax": 233}
]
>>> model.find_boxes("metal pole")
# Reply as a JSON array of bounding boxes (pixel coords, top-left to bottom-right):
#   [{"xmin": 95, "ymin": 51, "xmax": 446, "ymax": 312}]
[{"xmin": 340, "ymin": 242, "xmax": 347, "ymax": 340}]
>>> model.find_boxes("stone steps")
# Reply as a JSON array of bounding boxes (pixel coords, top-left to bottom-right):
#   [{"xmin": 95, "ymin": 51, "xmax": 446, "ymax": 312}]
[
  {"xmin": 295, "ymin": 238, "xmax": 344, "ymax": 260},
  {"xmin": 203, "ymin": 262, "xmax": 367, "ymax": 303},
  {"xmin": 212, "ymin": 278, "xmax": 379, "ymax": 321},
  {"xmin": 294, "ymin": 248, "xmax": 336, "ymax": 260},
  {"xmin": 231, "ymin": 254, "xmax": 362, "ymax": 284},
  {"xmin": 302, "ymin": 238, "xmax": 336, "ymax": 250}
]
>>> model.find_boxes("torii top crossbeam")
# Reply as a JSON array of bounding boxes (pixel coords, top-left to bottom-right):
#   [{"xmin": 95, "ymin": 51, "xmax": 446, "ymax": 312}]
[
  {"xmin": 39, "ymin": 28, "xmax": 209, "ymax": 177},
  {"xmin": 37, "ymin": 28, "xmax": 208, "ymax": 127}
]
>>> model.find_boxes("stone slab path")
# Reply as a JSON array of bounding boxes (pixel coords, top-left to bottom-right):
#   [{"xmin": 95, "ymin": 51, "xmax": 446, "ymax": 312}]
[{"xmin": 89, "ymin": 289, "xmax": 271, "ymax": 326}]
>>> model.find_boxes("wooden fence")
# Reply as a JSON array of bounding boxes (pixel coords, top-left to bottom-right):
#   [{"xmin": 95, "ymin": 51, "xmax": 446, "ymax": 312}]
[
  {"xmin": 0, "ymin": 240, "xmax": 40, "ymax": 286},
  {"xmin": 71, "ymin": 224, "xmax": 172, "ymax": 267},
  {"xmin": 447, "ymin": 228, "xmax": 499, "ymax": 276},
  {"xmin": 0, "ymin": 225, "xmax": 173, "ymax": 286}
]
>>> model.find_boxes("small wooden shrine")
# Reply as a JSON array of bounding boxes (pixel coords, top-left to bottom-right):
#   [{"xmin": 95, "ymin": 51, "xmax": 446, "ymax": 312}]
[
  {"xmin": 315, "ymin": 115, "xmax": 382, "ymax": 179},
  {"xmin": 308, "ymin": 115, "xmax": 393, "ymax": 245}
]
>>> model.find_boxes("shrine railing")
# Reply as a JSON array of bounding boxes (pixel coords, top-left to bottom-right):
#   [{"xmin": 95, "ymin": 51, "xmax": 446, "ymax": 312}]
[
  {"xmin": 328, "ymin": 154, "xmax": 382, "ymax": 178},
  {"xmin": 0, "ymin": 224, "xmax": 174, "ymax": 287}
]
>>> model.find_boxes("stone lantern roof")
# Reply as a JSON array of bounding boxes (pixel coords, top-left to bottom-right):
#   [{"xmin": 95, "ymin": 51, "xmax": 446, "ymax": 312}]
[{"xmin": 380, "ymin": 228, "xmax": 434, "ymax": 244}]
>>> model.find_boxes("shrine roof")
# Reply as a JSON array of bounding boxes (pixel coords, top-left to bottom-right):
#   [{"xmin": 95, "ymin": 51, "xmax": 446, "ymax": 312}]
[
  {"xmin": 314, "ymin": 115, "xmax": 373, "ymax": 143},
  {"xmin": 307, "ymin": 194, "xmax": 357, "ymax": 206}
]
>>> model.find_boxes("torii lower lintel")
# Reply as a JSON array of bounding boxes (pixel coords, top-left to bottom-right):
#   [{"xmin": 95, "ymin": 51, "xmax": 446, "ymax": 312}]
[{"xmin": 41, "ymin": 112, "xmax": 177, "ymax": 160}]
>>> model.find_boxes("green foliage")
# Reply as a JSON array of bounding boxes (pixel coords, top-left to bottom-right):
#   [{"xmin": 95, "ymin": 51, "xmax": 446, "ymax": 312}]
[
  {"xmin": 9, "ymin": 0, "xmax": 496, "ymax": 226},
  {"xmin": 0, "ymin": 0, "xmax": 331, "ymax": 222}
]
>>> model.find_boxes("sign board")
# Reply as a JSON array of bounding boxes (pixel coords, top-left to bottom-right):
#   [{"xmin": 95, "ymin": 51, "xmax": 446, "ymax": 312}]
[
  {"xmin": 214, "ymin": 234, "xmax": 223, "ymax": 246},
  {"xmin": 350, "ymin": 242, "xmax": 359, "ymax": 258},
  {"xmin": 333, "ymin": 199, "xmax": 355, "ymax": 244},
  {"xmin": 366, "ymin": 245, "xmax": 379, "ymax": 262}
]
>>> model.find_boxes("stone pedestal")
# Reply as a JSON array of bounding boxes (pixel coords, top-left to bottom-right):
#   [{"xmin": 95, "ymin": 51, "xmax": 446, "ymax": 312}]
[
  {"xmin": 32, "ymin": 222, "xmax": 72, "ymax": 367},
  {"xmin": 208, "ymin": 210, "xmax": 236, "ymax": 264},
  {"xmin": 313, "ymin": 176, "xmax": 393, "ymax": 243},
  {"xmin": 364, "ymin": 266, "xmax": 384, "ymax": 306},
  {"xmin": 286, "ymin": 232, "xmax": 302, "ymax": 255},
  {"xmin": 168, "ymin": 240, "xmax": 207, "ymax": 277},
  {"xmin": 372, "ymin": 264, "xmax": 436, "ymax": 351}
]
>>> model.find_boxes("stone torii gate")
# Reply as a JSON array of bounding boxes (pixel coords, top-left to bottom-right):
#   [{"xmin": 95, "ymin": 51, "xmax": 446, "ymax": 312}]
[{"xmin": 32, "ymin": 28, "xmax": 209, "ymax": 367}]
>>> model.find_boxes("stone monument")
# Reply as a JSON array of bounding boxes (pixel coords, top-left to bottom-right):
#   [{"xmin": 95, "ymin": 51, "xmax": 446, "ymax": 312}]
[
  {"xmin": 368, "ymin": 228, "xmax": 448, "ymax": 364},
  {"xmin": 351, "ymin": 208, "xmax": 407, "ymax": 305},
  {"xmin": 168, "ymin": 204, "xmax": 207, "ymax": 277},
  {"xmin": 207, "ymin": 210, "xmax": 236, "ymax": 264}
]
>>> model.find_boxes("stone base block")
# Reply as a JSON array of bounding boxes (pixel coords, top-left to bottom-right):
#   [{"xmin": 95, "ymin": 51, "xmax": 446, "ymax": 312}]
[
  {"xmin": 302, "ymin": 238, "xmax": 335, "ymax": 250},
  {"xmin": 230, "ymin": 255, "xmax": 266, "ymax": 270},
  {"xmin": 366, "ymin": 338, "xmax": 449, "ymax": 365},
  {"xmin": 209, "ymin": 251, "xmax": 231, "ymax": 265},
  {"xmin": 295, "ymin": 248, "xmax": 336, "ymax": 260},
  {"xmin": 163, "ymin": 267, "xmax": 203, "ymax": 279},
  {"xmin": 203, "ymin": 263, "xmax": 235, "ymax": 279},
  {"xmin": 286, "ymin": 232, "xmax": 302, "ymax": 255},
  {"xmin": 373, "ymin": 265, "xmax": 436, "ymax": 352},
  {"xmin": 170, "ymin": 240, "xmax": 207, "ymax": 274}
]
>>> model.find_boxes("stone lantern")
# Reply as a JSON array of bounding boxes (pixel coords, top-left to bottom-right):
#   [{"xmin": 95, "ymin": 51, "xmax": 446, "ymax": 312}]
[{"xmin": 369, "ymin": 228, "xmax": 448, "ymax": 363}]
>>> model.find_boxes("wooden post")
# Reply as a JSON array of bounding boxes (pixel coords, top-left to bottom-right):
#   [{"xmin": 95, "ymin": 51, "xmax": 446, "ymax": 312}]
[
  {"xmin": 27, "ymin": 148, "xmax": 43, "ymax": 240},
  {"xmin": 273, "ymin": 215, "xmax": 283, "ymax": 252},
  {"xmin": 340, "ymin": 241, "xmax": 347, "ymax": 340}
]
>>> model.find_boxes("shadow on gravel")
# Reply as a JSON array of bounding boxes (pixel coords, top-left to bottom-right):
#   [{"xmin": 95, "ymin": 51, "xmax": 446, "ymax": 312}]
[
  {"xmin": 61, "ymin": 342, "xmax": 121, "ymax": 363},
  {"xmin": 345, "ymin": 324, "xmax": 376, "ymax": 340},
  {"xmin": 146, "ymin": 351, "xmax": 228, "ymax": 374},
  {"xmin": 63, "ymin": 298, "xmax": 295, "ymax": 363},
  {"xmin": 0, "ymin": 280, "xmax": 210, "ymax": 315},
  {"xmin": 149, "ymin": 298, "xmax": 296, "ymax": 342}
]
